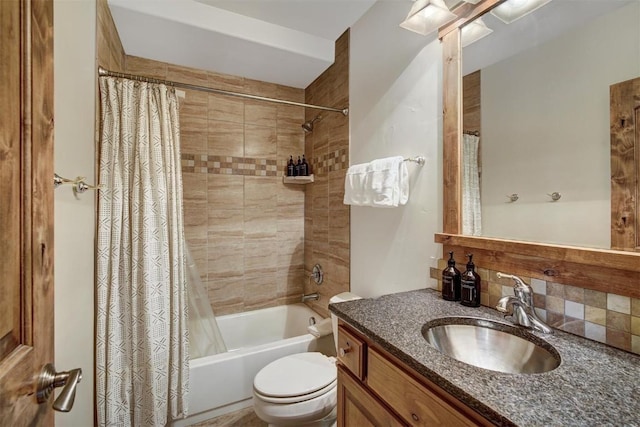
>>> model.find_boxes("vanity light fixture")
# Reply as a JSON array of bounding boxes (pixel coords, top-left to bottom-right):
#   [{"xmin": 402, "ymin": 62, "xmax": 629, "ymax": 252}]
[
  {"xmin": 400, "ymin": 0, "xmax": 458, "ymax": 36},
  {"xmin": 491, "ymin": 0, "xmax": 552, "ymax": 24},
  {"xmin": 461, "ymin": 17, "xmax": 493, "ymax": 47}
]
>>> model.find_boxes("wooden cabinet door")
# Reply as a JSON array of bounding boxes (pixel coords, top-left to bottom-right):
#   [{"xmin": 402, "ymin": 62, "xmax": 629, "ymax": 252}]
[
  {"xmin": 0, "ymin": 0, "xmax": 55, "ymax": 425},
  {"xmin": 337, "ymin": 366, "xmax": 405, "ymax": 427}
]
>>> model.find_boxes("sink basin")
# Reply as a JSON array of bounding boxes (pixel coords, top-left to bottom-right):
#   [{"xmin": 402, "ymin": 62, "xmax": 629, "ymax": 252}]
[{"xmin": 421, "ymin": 317, "xmax": 560, "ymax": 374}]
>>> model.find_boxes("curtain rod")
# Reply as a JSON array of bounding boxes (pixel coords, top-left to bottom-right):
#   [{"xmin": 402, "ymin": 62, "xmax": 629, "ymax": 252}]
[{"xmin": 98, "ymin": 66, "xmax": 349, "ymax": 116}]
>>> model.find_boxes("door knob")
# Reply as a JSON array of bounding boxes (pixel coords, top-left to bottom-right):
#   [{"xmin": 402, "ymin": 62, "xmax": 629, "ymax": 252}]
[{"xmin": 37, "ymin": 364, "xmax": 82, "ymax": 412}]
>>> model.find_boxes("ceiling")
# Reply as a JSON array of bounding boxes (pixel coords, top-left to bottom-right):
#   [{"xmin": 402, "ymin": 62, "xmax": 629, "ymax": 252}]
[{"xmin": 107, "ymin": 0, "xmax": 378, "ymax": 89}]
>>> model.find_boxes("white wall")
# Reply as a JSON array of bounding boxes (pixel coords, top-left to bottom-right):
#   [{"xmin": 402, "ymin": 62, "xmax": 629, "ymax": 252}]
[
  {"xmin": 53, "ymin": 1, "xmax": 96, "ymax": 425},
  {"xmin": 349, "ymin": 1, "xmax": 443, "ymax": 298},
  {"xmin": 480, "ymin": 2, "xmax": 640, "ymax": 248}
]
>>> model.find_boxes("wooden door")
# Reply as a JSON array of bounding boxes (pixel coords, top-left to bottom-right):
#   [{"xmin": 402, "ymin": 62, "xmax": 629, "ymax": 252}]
[
  {"xmin": 610, "ymin": 76, "xmax": 640, "ymax": 251},
  {"xmin": 0, "ymin": 0, "xmax": 55, "ymax": 425}
]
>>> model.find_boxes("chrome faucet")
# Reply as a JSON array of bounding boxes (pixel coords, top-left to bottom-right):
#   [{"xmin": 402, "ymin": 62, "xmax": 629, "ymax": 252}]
[
  {"xmin": 302, "ymin": 292, "xmax": 319, "ymax": 302},
  {"xmin": 496, "ymin": 273, "xmax": 553, "ymax": 334}
]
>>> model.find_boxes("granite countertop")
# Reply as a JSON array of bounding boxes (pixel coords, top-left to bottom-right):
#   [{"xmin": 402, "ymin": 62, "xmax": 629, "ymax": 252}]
[{"xmin": 329, "ymin": 289, "xmax": 640, "ymax": 427}]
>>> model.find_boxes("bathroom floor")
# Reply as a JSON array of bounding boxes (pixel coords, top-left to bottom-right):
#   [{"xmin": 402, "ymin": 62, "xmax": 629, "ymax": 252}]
[{"xmin": 192, "ymin": 407, "xmax": 267, "ymax": 427}]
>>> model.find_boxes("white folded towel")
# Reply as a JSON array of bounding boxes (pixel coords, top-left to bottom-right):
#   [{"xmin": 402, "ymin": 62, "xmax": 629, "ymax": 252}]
[
  {"xmin": 344, "ymin": 156, "xmax": 409, "ymax": 207},
  {"xmin": 307, "ymin": 318, "xmax": 332, "ymax": 338}
]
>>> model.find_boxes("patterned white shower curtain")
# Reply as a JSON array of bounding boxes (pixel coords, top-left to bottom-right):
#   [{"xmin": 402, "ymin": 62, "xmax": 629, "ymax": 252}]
[
  {"xmin": 462, "ymin": 134, "xmax": 482, "ymax": 236},
  {"xmin": 97, "ymin": 76, "xmax": 189, "ymax": 426}
]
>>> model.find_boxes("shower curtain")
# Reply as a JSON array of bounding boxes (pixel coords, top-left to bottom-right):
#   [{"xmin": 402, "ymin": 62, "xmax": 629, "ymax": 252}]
[
  {"xmin": 462, "ymin": 134, "xmax": 482, "ymax": 236},
  {"xmin": 96, "ymin": 76, "xmax": 189, "ymax": 426}
]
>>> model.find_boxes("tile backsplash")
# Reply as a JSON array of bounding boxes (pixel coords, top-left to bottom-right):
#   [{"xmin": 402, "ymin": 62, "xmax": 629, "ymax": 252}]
[{"xmin": 432, "ymin": 262, "xmax": 640, "ymax": 355}]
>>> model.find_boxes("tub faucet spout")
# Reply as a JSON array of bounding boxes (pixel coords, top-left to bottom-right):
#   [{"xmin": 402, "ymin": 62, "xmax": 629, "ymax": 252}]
[
  {"xmin": 496, "ymin": 273, "xmax": 553, "ymax": 334},
  {"xmin": 302, "ymin": 293, "xmax": 319, "ymax": 302}
]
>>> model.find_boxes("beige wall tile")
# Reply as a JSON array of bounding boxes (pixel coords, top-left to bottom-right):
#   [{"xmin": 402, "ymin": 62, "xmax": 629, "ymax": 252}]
[
  {"xmin": 167, "ymin": 64, "xmax": 208, "ymax": 86},
  {"xmin": 277, "ymin": 131, "xmax": 305, "ymax": 160},
  {"xmin": 607, "ymin": 310, "xmax": 630, "ymax": 332},
  {"xmin": 208, "ymin": 278, "xmax": 244, "ymax": 315},
  {"xmin": 546, "ymin": 282, "xmax": 564, "ymax": 298},
  {"xmin": 585, "ymin": 306, "xmax": 606, "ymax": 326},
  {"xmin": 208, "ymin": 71, "xmax": 244, "ymax": 92},
  {"xmin": 562, "ymin": 317, "xmax": 585, "ymax": 336},
  {"xmin": 276, "ymin": 85, "xmax": 305, "ymax": 103},
  {"xmin": 244, "ymin": 238, "xmax": 278, "ymax": 274},
  {"xmin": 585, "ymin": 322, "xmax": 606, "ymax": 343},
  {"xmin": 182, "ymin": 172, "xmax": 207, "ymax": 200},
  {"xmin": 125, "ymin": 55, "xmax": 167, "ymax": 79},
  {"xmin": 244, "ymin": 78, "xmax": 278, "ymax": 98},
  {"xmin": 632, "ymin": 335, "xmax": 640, "ymax": 355},
  {"xmin": 277, "ymin": 105, "xmax": 305, "ymax": 130},
  {"xmin": 311, "ymin": 177, "xmax": 329, "ymax": 210},
  {"xmin": 208, "ymin": 209, "xmax": 244, "ymax": 238},
  {"xmin": 631, "ymin": 316, "xmax": 640, "ymax": 336},
  {"xmin": 632, "ymin": 298, "xmax": 640, "ymax": 317},
  {"xmin": 209, "ymin": 93, "xmax": 244, "ymax": 123},
  {"xmin": 244, "ymin": 208, "xmax": 277, "ymax": 239},
  {"xmin": 607, "ymin": 294, "xmax": 631, "ymax": 314},
  {"xmin": 312, "ymin": 209, "xmax": 329, "ymax": 243},
  {"xmin": 183, "ymin": 199, "xmax": 207, "ymax": 228},
  {"xmin": 606, "ymin": 329, "xmax": 631, "ymax": 351},
  {"xmin": 245, "ymin": 101, "xmax": 277, "ymax": 128},
  {"xmin": 545, "ymin": 295, "xmax": 565, "ymax": 314},
  {"xmin": 245, "ymin": 124, "xmax": 277, "ymax": 158},
  {"xmin": 584, "ymin": 289, "xmax": 607, "ymax": 309},
  {"xmin": 244, "ymin": 271, "xmax": 279, "ymax": 310},
  {"xmin": 208, "ymin": 239, "xmax": 244, "ymax": 279},
  {"xmin": 208, "ymin": 174, "xmax": 244, "ymax": 209},
  {"xmin": 208, "ymin": 120, "xmax": 244, "ymax": 157},
  {"xmin": 564, "ymin": 285, "xmax": 584, "ymax": 303},
  {"xmin": 244, "ymin": 176, "xmax": 277, "ymax": 209}
]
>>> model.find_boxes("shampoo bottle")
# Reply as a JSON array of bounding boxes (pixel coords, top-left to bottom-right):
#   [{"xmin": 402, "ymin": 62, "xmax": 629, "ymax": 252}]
[
  {"xmin": 441, "ymin": 251, "xmax": 461, "ymax": 301},
  {"xmin": 460, "ymin": 254, "xmax": 481, "ymax": 307},
  {"xmin": 287, "ymin": 155, "xmax": 295, "ymax": 176}
]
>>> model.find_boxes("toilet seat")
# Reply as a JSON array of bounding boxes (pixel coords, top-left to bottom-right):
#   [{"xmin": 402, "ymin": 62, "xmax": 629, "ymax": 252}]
[{"xmin": 253, "ymin": 352, "xmax": 336, "ymax": 404}]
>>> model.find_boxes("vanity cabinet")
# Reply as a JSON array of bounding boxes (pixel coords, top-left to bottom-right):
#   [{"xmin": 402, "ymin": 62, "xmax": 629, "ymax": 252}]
[{"xmin": 336, "ymin": 323, "xmax": 492, "ymax": 427}]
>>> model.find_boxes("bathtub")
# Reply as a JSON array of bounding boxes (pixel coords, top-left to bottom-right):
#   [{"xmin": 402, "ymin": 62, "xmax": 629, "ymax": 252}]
[{"xmin": 172, "ymin": 303, "xmax": 335, "ymax": 426}]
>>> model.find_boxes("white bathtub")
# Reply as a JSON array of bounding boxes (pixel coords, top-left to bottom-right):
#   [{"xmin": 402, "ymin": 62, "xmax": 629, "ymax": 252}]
[{"xmin": 172, "ymin": 303, "xmax": 335, "ymax": 426}]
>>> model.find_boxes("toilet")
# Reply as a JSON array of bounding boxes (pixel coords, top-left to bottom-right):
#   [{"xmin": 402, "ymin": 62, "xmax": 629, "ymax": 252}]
[{"xmin": 252, "ymin": 292, "xmax": 361, "ymax": 427}]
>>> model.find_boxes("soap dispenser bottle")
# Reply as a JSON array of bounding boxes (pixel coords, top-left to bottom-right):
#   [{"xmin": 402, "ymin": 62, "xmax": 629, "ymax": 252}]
[
  {"xmin": 441, "ymin": 251, "xmax": 461, "ymax": 301},
  {"xmin": 460, "ymin": 254, "xmax": 481, "ymax": 307}
]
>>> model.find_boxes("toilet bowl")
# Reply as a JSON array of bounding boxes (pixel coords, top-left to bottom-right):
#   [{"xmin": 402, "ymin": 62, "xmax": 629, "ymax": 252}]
[{"xmin": 252, "ymin": 292, "xmax": 361, "ymax": 427}]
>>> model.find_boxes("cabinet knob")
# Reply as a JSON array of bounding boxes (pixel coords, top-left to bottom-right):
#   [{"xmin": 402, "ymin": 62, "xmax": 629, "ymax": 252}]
[
  {"xmin": 411, "ymin": 413, "xmax": 420, "ymax": 422},
  {"xmin": 339, "ymin": 343, "xmax": 351, "ymax": 357}
]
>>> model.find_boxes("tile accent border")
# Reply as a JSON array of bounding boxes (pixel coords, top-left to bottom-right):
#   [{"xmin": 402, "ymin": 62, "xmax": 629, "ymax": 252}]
[
  {"xmin": 433, "ymin": 259, "xmax": 640, "ymax": 355},
  {"xmin": 313, "ymin": 148, "xmax": 348, "ymax": 174},
  {"xmin": 182, "ymin": 153, "xmax": 278, "ymax": 176}
]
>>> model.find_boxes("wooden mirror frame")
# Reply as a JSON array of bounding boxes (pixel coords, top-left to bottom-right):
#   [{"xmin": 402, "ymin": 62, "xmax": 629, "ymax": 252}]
[{"xmin": 434, "ymin": 0, "xmax": 640, "ymax": 298}]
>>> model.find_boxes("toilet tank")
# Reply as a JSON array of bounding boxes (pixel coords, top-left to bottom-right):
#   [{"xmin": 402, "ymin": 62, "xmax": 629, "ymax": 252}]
[{"xmin": 329, "ymin": 292, "xmax": 362, "ymax": 351}]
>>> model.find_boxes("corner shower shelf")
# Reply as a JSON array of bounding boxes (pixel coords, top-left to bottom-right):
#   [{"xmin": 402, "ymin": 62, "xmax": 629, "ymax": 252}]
[{"xmin": 283, "ymin": 174, "xmax": 314, "ymax": 184}]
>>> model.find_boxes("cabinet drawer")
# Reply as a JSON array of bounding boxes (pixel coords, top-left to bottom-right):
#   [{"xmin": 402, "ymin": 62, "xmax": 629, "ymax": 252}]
[
  {"xmin": 367, "ymin": 348, "xmax": 475, "ymax": 427},
  {"xmin": 337, "ymin": 325, "xmax": 365, "ymax": 380}
]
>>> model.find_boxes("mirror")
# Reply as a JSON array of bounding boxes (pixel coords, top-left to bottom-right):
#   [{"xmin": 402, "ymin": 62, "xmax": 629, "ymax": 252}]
[{"xmin": 460, "ymin": 0, "xmax": 640, "ymax": 249}]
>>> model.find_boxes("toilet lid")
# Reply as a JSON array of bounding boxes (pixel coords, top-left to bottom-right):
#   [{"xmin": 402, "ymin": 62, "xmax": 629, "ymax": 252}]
[{"xmin": 254, "ymin": 352, "xmax": 336, "ymax": 398}]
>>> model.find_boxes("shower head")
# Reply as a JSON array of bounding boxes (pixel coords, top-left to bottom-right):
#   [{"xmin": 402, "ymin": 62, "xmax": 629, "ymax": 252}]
[{"xmin": 302, "ymin": 114, "xmax": 323, "ymax": 133}]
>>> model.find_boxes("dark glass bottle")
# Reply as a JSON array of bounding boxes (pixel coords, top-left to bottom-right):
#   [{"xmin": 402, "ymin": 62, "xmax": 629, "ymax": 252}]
[
  {"xmin": 301, "ymin": 155, "xmax": 309, "ymax": 176},
  {"xmin": 460, "ymin": 254, "xmax": 481, "ymax": 307},
  {"xmin": 441, "ymin": 251, "xmax": 461, "ymax": 301},
  {"xmin": 295, "ymin": 156, "xmax": 302, "ymax": 176},
  {"xmin": 287, "ymin": 155, "xmax": 295, "ymax": 176}
]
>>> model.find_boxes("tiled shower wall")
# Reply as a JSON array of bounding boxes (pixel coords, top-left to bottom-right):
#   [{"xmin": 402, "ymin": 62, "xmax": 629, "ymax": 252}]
[
  {"xmin": 433, "ymin": 263, "xmax": 640, "ymax": 355},
  {"xmin": 303, "ymin": 30, "xmax": 351, "ymax": 318},
  {"xmin": 97, "ymin": 1, "xmax": 350, "ymax": 317},
  {"xmin": 123, "ymin": 56, "xmax": 307, "ymax": 316}
]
